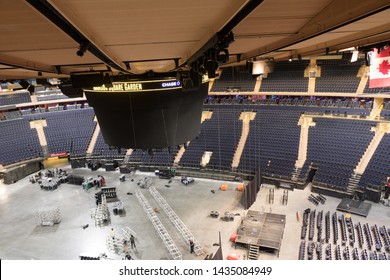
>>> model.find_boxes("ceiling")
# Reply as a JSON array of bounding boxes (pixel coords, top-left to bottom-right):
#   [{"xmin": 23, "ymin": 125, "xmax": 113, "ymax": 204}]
[{"xmin": 0, "ymin": 0, "xmax": 389, "ymax": 80}]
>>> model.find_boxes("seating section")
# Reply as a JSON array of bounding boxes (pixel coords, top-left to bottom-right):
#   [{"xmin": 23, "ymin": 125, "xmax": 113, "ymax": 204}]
[
  {"xmin": 128, "ymin": 148, "xmax": 178, "ymax": 167},
  {"xmin": 179, "ymin": 105, "xmax": 242, "ymax": 170},
  {"xmin": 36, "ymin": 93, "xmax": 69, "ymax": 102},
  {"xmin": 92, "ymin": 132, "xmax": 127, "ymax": 158},
  {"xmin": 238, "ymin": 106, "xmax": 302, "ymax": 177},
  {"xmin": 211, "ymin": 67, "xmax": 256, "ymax": 92},
  {"xmin": 0, "ymin": 119, "xmax": 42, "ymax": 165},
  {"xmin": 258, "ymin": 97, "xmax": 371, "ymax": 114},
  {"xmin": 300, "ymin": 118, "xmax": 375, "ymax": 191},
  {"xmin": 315, "ymin": 60, "xmax": 362, "ymax": 93},
  {"xmin": 260, "ymin": 61, "xmax": 309, "ymax": 92},
  {"xmin": 0, "ymin": 91, "xmax": 31, "ymax": 106},
  {"xmin": 359, "ymin": 133, "xmax": 390, "ymax": 188},
  {"xmin": 380, "ymin": 100, "xmax": 390, "ymax": 119},
  {"xmin": 26, "ymin": 108, "xmax": 95, "ymax": 156},
  {"xmin": 4, "ymin": 110, "xmax": 22, "ymax": 120},
  {"xmin": 363, "ymin": 82, "xmax": 390, "ymax": 94}
]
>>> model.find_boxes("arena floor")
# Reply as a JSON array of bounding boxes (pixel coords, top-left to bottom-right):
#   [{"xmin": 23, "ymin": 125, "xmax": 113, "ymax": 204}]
[{"xmin": 0, "ymin": 164, "xmax": 389, "ymax": 260}]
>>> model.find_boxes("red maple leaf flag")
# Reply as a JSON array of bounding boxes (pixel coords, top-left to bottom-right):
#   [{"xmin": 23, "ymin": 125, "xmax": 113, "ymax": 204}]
[
  {"xmin": 378, "ymin": 60, "xmax": 390, "ymax": 75},
  {"xmin": 369, "ymin": 46, "xmax": 390, "ymax": 88}
]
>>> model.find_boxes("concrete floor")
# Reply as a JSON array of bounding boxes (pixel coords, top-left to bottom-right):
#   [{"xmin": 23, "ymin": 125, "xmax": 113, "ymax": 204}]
[{"xmin": 0, "ymin": 164, "xmax": 389, "ymax": 260}]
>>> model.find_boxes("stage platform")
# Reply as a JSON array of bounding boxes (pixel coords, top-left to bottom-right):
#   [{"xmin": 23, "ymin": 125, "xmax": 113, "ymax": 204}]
[
  {"xmin": 235, "ymin": 210, "xmax": 286, "ymax": 256},
  {"xmin": 336, "ymin": 198, "xmax": 372, "ymax": 217}
]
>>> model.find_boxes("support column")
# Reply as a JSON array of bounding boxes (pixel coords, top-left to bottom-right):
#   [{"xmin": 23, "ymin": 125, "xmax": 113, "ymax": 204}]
[
  {"xmin": 30, "ymin": 119, "xmax": 48, "ymax": 157},
  {"xmin": 173, "ymin": 111, "xmax": 213, "ymax": 166},
  {"xmin": 295, "ymin": 116, "xmax": 316, "ymax": 169},
  {"xmin": 356, "ymin": 65, "xmax": 369, "ymax": 94},
  {"xmin": 305, "ymin": 59, "xmax": 318, "ymax": 93},
  {"xmin": 369, "ymin": 97, "xmax": 384, "ymax": 120},
  {"xmin": 231, "ymin": 112, "xmax": 256, "ymax": 169},
  {"xmin": 253, "ymin": 76, "xmax": 262, "ymax": 92},
  {"xmin": 86, "ymin": 116, "xmax": 100, "ymax": 156},
  {"xmin": 354, "ymin": 123, "xmax": 389, "ymax": 174}
]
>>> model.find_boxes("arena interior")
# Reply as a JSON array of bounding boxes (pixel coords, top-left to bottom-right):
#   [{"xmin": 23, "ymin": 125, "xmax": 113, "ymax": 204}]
[{"xmin": 0, "ymin": 0, "xmax": 390, "ymax": 261}]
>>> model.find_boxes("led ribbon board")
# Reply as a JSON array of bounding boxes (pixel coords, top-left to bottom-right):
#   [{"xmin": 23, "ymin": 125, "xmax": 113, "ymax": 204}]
[{"xmin": 87, "ymin": 80, "xmax": 182, "ymax": 92}]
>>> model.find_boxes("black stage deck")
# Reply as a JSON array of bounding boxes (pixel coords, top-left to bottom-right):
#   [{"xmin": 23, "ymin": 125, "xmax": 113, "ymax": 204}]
[
  {"xmin": 235, "ymin": 211, "xmax": 286, "ymax": 256},
  {"xmin": 336, "ymin": 198, "xmax": 372, "ymax": 217}
]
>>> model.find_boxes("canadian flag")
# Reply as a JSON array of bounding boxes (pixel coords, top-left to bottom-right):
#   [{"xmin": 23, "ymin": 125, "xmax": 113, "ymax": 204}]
[{"xmin": 369, "ymin": 46, "xmax": 390, "ymax": 88}]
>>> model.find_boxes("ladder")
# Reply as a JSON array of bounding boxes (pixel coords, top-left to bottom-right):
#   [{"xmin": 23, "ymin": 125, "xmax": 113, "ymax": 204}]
[
  {"xmin": 94, "ymin": 194, "xmax": 109, "ymax": 227},
  {"xmin": 149, "ymin": 186, "xmax": 203, "ymax": 256},
  {"xmin": 106, "ymin": 233, "xmax": 124, "ymax": 254},
  {"xmin": 248, "ymin": 244, "xmax": 259, "ymax": 260},
  {"xmin": 291, "ymin": 167, "xmax": 302, "ymax": 181},
  {"xmin": 135, "ymin": 191, "xmax": 182, "ymax": 260},
  {"xmin": 347, "ymin": 173, "xmax": 362, "ymax": 197}
]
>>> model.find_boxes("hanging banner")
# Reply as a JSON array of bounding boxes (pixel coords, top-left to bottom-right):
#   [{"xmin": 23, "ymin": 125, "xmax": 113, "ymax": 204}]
[{"xmin": 369, "ymin": 46, "xmax": 390, "ymax": 88}]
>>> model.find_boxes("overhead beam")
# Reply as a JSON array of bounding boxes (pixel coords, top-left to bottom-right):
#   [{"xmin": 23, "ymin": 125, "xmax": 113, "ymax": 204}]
[
  {"xmin": 236, "ymin": 0, "xmax": 390, "ymax": 62},
  {"xmin": 180, "ymin": 0, "xmax": 263, "ymax": 67},
  {"xmin": 26, "ymin": 0, "xmax": 130, "ymax": 74}
]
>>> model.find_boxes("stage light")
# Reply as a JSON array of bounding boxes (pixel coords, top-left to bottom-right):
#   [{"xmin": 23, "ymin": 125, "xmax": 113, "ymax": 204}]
[
  {"xmin": 217, "ymin": 49, "xmax": 229, "ymax": 63},
  {"xmin": 205, "ymin": 60, "xmax": 218, "ymax": 79},
  {"xmin": 76, "ymin": 40, "xmax": 90, "ymax": 57}
]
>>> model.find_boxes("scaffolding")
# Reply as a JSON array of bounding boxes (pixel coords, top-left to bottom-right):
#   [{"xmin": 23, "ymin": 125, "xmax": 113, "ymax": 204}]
[
  {"xmin": 135, "ymin": 190, "xmax": 182, "ymax": 260},
  {"xmin": 33, "ymin": 207, "xmax": 61, "ymax": 226},
  {"xmin": 122, "ymin": 226, "xmax": 137, "ymax": 241},
  {"xmin": 106, "ymin": 233, "xmax": 124, "ymax": 254},
  {"xmin": 149, "ymin": 186, "xmax": 203, "ymax": 256},
  {"xmin": 92, "ymin": 194, "xmax": 109, "ymax": 227}
]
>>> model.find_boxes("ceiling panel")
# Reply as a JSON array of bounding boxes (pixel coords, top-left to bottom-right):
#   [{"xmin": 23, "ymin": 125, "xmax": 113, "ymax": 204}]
[
  {"xmin": 0, "ymin": 0, "xmax": 76, "ymax": 52},
  {"xmin": 0, "ymin": 0, "xmax": 389, "ymax": 79}
]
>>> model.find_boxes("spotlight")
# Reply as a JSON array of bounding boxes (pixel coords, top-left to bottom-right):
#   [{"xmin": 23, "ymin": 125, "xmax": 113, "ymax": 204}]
[
  {"xmin": 37, "ymin": 71, "xmax": 42, "ymax": 76},
  {"xmin": 76, "ymin": 40, "xmax": 90, "ymax": 57},
  {"xmin": 124, "ymin": 62, "xmax": 131, "ymax": 70},
  {"xmin": 217, "ymin": 49, "xmax": 229, "ymax": 63}
]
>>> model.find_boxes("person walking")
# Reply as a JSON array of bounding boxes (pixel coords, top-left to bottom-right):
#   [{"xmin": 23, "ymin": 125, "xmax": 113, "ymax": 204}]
[
  {"xmin": 189, "ymin": 240, "xmax": 194, "ymax": 254},
  {"xmin": 130, "ymin": 234, "xmax": 136, "ymax": 249}
]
